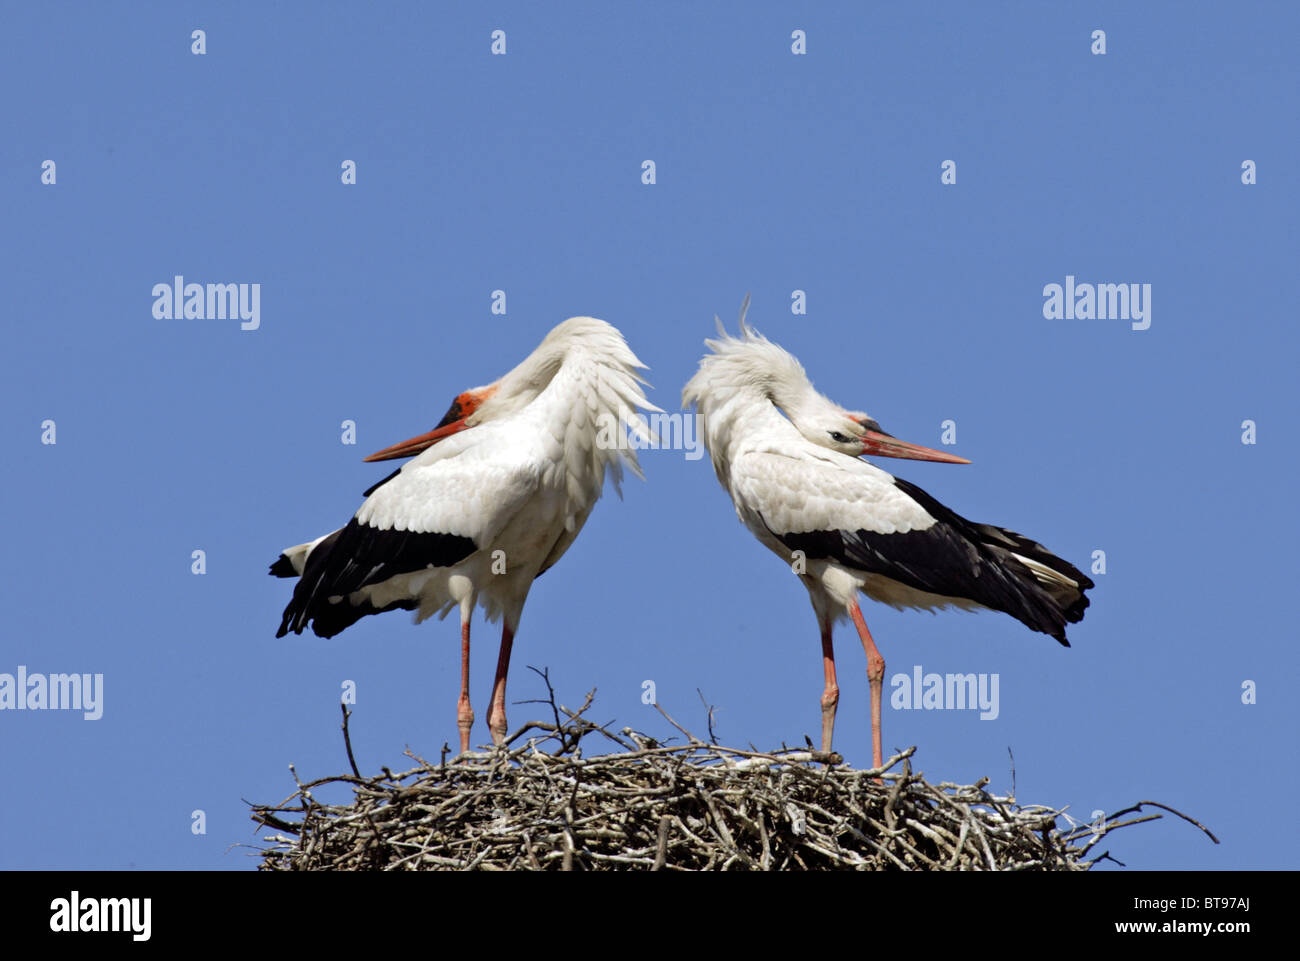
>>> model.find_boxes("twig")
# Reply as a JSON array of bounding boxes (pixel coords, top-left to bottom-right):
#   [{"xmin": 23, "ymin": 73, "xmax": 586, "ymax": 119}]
[
  {"xmin": 340, "ymin": 703, "xmax": 361, "ymax": 779},
  {"xmin": 697, "ymin": 688, "xmax": 720, "ymax": 744},
  {"xmin": 652, "ymin": 701, "xmax": 704, "ymax": 745},
  {"xmin": 1102, "ymin": 801, "xmax": 1220, "ymax": 845}
]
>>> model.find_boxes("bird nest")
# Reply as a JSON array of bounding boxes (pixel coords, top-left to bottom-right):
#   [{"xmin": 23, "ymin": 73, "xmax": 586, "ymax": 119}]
[{"xmin": 249, "ymin": 673, "xmax": 1215, "ymax": 871}]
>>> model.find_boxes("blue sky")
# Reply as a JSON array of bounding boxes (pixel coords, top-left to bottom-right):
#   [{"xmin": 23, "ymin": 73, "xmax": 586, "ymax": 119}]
[{"xmin": 2, "ymin": 2, "xmax": 1295, "ymax": 870}]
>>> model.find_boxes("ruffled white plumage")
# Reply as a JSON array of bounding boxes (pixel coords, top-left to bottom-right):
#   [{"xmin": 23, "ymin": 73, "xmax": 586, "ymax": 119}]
[{"xmin": 282, "ymin": 316, "xmax": 657, "ymax": 630}]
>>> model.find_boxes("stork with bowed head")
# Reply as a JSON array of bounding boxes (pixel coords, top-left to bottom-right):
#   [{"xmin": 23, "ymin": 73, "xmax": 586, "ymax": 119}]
[
  {"xmin": 683, "ymin": 298, "xmax": 1092, "ymax": 770},
  {"xmin": 272, "ymin": 317, "xmax": 658, "ymax": 753}
]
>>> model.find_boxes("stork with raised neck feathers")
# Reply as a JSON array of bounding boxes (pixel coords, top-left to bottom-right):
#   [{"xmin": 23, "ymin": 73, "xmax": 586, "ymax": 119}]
[
  {"xmin": 272, "ymin": 317, "xmax": 658, "ymax": 753},
  {"xmin": 683, "ymin": 298, "xmax": 1092, "ymax": 769}
]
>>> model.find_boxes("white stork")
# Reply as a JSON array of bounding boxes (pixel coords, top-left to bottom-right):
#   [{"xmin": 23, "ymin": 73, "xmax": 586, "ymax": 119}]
[
  {"xmin": 271, "ymin": 318, "xmax": 656, "ymax": 753},
  {"xmin": 682, "ymin": 300, "xmax": 1092, "ymax": 769}
]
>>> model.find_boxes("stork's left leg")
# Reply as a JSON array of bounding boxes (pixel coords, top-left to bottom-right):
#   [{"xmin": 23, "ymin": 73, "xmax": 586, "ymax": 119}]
[
  {"xmin": 818, "ymin": 614, "xmax": 840, "ymax": 755},
  {"xmin": 486, "ymin": 623, "xmax": 515, "ymax": 746},
  {"xmin": 849, "ymin": 600, "xmax": 885, "ymax": 772}
]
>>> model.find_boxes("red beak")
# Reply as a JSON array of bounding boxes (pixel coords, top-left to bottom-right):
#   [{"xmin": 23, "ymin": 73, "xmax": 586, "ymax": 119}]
[
  {"xmin": 363, "ymin": 420, "xmax": 470, "ymax": 461},
  {"xmin": 860, "ymin": 430, "xmax": 970, "ymax": 464}
]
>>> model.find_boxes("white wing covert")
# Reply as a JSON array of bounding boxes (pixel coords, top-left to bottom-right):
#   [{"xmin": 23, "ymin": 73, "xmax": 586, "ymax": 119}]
[{"xmin": 730, "ymin": 451, "xmax": 936, "ymax": 538}]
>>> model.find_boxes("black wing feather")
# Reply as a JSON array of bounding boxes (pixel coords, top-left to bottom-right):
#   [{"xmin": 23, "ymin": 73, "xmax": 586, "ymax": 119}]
[
  {"xmin": 275, "ymin": 519, "xmax": 476, "ymax": 638},
  {"xmin": 775, "ymin": 477, "xmax": 1092, "ymax": 645}
]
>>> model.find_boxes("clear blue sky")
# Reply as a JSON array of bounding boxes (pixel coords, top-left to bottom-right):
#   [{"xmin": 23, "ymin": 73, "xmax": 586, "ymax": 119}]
[{"xmin": 3, "ymin": 2, "xmax": 1295, "ymax": 870}]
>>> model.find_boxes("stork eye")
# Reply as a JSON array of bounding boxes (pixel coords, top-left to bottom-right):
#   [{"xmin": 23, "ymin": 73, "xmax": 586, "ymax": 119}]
[{"xmin": 828, "ymin": 431, "xmax": 851, "ymax": 443}]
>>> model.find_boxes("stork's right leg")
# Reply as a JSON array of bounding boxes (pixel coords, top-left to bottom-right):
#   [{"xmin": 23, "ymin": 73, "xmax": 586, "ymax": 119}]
[
  {"xmin": 457, "ymin": 618, "xmax": 474, "ymax": 753},
  {"xmin": 818, "ymin": 614, "xmax": 840, "ymax": 755},
  {"xmin": 848, "ymin": 600, "xmax": 885, "ymax": 773},
  {"xmin": 486, "ymin": 622, "xmax": 515, "ymax": 746}
]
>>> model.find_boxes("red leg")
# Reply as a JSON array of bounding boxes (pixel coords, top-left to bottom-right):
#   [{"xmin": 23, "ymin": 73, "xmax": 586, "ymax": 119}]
[
  {"xmin": 849, "ymin": 600, "xmax": 885, "ymax": 773},
  {"xmin": 818, "ymin": 615, "xmax": 839, "ymax": 754},
  {"xmin": 457, "ymin": 618, "xmax": 474, "ymax": 753},
  {"xmin": 487, "ymin": 623, "xmax": 515, "ymax": 746}
]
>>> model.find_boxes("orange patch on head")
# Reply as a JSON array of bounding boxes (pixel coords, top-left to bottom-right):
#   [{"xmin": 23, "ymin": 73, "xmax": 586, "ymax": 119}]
[{"xmin": 435, "ymin": 385, "xmax": 497, "ymax": 430}]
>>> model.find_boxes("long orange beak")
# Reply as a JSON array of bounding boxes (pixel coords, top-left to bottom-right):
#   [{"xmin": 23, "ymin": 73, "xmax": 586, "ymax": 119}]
[
  {"xmin": 860, "ymin": 430, "xmax": 970, "ymax": 464},
  {"xmin": 363, "ymin": 420, "xmax": 470, "ymax": 461},
  {"xmin": 363, "ymin": 385, "xmax": 496, "ymax": 462}
]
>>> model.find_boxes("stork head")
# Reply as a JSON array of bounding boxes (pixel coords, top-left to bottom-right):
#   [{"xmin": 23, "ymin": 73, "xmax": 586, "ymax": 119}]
[
  {"xmin": 792, "ymin": 399, "xmax": 970, "ymax": 464},
  {"xmin": 684, "ymin": 296, "xmax": 969, "ymax": 465},
  {"xmin": 363, "ymin": 383, "xmax": 500, "ymax": 461},
  {"xmin": 365, "ymin": 316, "xmax": 652, "ymax": 463}
]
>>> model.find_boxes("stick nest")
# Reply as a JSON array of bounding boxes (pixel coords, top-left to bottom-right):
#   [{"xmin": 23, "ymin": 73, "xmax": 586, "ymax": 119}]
[{"xmin": 249, "ymin": 674, "xmax": 1216, "ymax": 871}]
